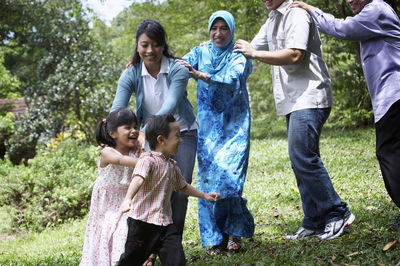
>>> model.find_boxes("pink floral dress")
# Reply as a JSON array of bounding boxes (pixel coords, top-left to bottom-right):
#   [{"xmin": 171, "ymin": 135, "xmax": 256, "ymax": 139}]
[{"xmin": 80, "ymin": 147, "xmax": 140, "ymax": 266}]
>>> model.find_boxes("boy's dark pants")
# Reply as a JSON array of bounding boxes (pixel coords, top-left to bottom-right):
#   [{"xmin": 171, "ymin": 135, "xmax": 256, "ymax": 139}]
[{"xmin": 118, "ymin": 218, "xmax": 186, "ymax": 266}]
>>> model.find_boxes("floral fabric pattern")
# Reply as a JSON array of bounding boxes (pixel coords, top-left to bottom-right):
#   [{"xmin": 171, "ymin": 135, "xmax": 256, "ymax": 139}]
[
  {"xmin": 80, "ymin": 147, "xmax": 140, "ymax": 266},
  {"xmin": 183, "ymin": 46, "xmax": 255, "ymax": 247}
]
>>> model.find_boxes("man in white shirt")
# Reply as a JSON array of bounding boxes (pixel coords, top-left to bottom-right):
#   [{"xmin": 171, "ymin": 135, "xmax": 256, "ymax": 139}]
[{"xmin": 234, "ymin": 0, "xmax": 354, "ymax": 240}]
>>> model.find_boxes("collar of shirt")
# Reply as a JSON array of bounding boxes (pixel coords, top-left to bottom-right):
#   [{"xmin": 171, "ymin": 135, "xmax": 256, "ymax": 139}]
[
  {"xmin": 269, "ymin": 0, "xmax": 292, "ymax": 18},
  {"xmin": 148, "ymin": 150, "xmax": 175, "ymax": 164},
  {"xmin": 141, "ymin": 55, "xmax": 170, "ymax": 77}
]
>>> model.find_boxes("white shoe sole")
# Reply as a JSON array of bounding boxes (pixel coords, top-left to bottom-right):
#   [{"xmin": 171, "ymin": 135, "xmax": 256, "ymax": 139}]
[{"xmin": 325, "ymin": 213, "xmax": 356, "ymax": 240}]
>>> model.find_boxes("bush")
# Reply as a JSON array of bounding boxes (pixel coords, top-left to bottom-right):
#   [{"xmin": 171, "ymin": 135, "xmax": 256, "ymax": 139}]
[{"xmin": 0, "ymin": 138, "xmax": 98, "ymax": 232}]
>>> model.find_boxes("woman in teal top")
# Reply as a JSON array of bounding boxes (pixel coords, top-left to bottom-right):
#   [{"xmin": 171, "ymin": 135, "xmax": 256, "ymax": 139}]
[
  {"xmin": 111, "ymin": 18, "xmax": 197, "ymax": 265},
  {"xmin": 181, "ymin": 10, "xmax": 254, "ymax": 254}
]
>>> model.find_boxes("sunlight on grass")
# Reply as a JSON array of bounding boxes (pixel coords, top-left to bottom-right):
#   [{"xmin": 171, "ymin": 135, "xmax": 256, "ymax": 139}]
[{"xmin": 1, "ymin": 127, "xmax": 399, "ymax": 265}]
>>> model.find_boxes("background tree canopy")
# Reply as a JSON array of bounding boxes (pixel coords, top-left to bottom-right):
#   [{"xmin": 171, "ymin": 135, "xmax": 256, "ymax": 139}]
[{"xmin": 1, "ymin": 0, "xmax": 399, "ymax": 162}]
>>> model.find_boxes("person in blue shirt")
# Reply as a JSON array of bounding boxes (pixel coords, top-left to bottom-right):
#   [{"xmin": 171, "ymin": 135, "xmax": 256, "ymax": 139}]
[
  {"xmin": 291, "ymin": 0, "xmax": 400, "ymax": 229},
  {"xmin": 179, "ymin": 10, "xmax": 254, "ymax": 254},
  {"xmin": 110, "ymin": 19, "xmax": 198, "ymax": 265}
]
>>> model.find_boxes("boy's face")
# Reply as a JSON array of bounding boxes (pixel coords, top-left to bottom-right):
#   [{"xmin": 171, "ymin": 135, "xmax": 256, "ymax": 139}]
[
  {"xmin": 160, "ymin": 122, "xmax": 182, "ymax": 157},
  {"xmin": 262, "ymin": 0, "xmax": 285, "ymax": 11}
]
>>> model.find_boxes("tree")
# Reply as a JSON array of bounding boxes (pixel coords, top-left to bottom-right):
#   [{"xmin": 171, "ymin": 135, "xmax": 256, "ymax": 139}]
[{"xmin": 1, "ymin": 0, "xmax": 121, "ymax": 163}]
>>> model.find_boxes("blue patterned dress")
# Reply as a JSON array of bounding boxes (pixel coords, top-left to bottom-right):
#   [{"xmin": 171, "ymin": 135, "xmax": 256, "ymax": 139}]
[{"xmin": 183, "ymin": 39, "xmax": 254, "ymax": 247}]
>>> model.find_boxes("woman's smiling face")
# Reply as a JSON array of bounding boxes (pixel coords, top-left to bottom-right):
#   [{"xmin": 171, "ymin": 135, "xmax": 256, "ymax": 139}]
[
  {"xmin": 137, "ymin": 33, "xmax": 164, "ymax": 68},
  {"xmin": 210, "ymin": 18, "xmax": 231, "ymax": 48}
]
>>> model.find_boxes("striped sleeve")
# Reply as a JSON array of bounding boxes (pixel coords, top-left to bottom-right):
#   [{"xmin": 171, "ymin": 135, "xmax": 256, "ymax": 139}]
[
  {"xmin": 172, "ymin": 164, "xmax": 188, "ymax": 191},
  {"xmin": 132, "ymin": 156, "xmax": 153, "ymax": 180}
]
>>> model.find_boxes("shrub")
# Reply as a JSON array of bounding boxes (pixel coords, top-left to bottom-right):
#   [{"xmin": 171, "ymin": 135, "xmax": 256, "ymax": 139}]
[{"xmin": 0, "ymin": 138, "xmax": 98, "ymax": 232}]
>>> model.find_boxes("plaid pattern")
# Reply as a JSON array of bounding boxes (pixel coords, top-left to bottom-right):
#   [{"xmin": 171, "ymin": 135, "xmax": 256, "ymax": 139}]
[{"xmin": 129, "ymin": 151, "xmax": 187, "ymax": 226}]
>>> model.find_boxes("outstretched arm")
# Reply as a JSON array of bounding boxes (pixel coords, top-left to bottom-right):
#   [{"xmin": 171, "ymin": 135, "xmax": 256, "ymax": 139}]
[
  {"xmin": 179, "ymin": 59, "xmax": 210, "ymax": 83},
  {"xmin": 234, "ymin": 39, "xmax": 304, "ymax": 66},
  {"xmin": 120, "ymin": 176, "xmax": 144, "ymax": 213},
  {"xmin": 100, "ymin": 148, "xmax": 139, "ymax": 168},
  {"xmin": 180, "ymin": 184, "xmax": 220, "ymax": 201},
  {"xmin": 290, "ymin": 1, "xmax": 315, "ymax": 13}
]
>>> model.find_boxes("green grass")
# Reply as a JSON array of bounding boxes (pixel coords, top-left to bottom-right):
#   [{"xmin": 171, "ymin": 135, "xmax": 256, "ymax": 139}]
[{"xmin": 1, "ymin": 126, "xmax": 400, "ymax": 265}]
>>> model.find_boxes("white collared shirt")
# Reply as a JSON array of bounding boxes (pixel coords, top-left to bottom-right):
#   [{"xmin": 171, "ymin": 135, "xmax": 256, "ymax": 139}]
[
  {"xmin": 142, "ymin": 56, "xmax": 197, "ymax": 131},
  {"xmin": 142, "ymin": 56, "xmax": 170, "ymax": 116},
  {"xmin": 251, "ymin": 0, "xmax": 332, "ymax": 115}
]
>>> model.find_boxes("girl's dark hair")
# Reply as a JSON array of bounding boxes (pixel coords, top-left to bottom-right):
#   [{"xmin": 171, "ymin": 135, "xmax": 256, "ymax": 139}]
[
  {"xmin": 129, "ymin": 19, "xmax": 174, "ymax": 66},
  {"xmin": 145, "ymin": 114, "xmax": 176, "ymax": 150},
  {"xmin": 96, "ymin": 108, "xmax": 138, "ymax": 148}
]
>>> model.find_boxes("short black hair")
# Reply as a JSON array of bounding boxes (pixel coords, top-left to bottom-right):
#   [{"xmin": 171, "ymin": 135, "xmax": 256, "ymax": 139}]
[
  {"xmin": 145, "ymin": 114, "xmax": 176, "ymax": 150},
  {"xmin": 95, "ymin": 108, "xmax": 138, "ymax": 147}
]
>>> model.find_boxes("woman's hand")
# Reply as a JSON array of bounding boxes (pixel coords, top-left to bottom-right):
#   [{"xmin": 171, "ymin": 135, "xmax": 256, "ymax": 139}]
[
  {"xmin": 179, "ymin": 60, "xmax": 210, "ymax": 82},
  {"xmin": 289, "ymin": 1, "xmax": 315, "ymax": 13},
  {"xmin": 179, "ymin": 59, "xmax": 195, "ymax": 75}
]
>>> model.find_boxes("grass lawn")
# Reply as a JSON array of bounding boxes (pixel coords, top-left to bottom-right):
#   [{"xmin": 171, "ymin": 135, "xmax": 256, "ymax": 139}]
[{"xmin": 1, "ymin": 126, "xmax": 399, "ymax": 265}]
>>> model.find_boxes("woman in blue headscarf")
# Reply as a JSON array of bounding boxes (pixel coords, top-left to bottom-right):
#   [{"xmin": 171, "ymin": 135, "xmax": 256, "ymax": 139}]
[{"xmin": 180, "ymin": 10, "xmax": 254, "ymax": 254}]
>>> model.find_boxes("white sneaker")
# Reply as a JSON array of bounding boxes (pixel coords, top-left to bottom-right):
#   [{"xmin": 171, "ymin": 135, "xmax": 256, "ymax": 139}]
[
  {"xmin": 318, "ymin": 213, "xmax": 355, "ymax": 240},
  {"xmin": 286, "ymin": 227, "xmax": 322, "ymax": 240}
]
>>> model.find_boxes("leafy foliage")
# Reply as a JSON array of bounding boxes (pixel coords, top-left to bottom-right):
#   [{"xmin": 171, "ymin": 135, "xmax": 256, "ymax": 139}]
[
  {"xmin": 0, "ymin": 139, "xmax": 97, "ymax": 232},
  {"xmin": 1, "ymin": 0, "xmax": 121, "ymax": 163}
]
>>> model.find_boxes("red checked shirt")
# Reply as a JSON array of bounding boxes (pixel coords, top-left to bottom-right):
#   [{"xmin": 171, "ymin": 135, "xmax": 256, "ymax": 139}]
[{"xmin": 128, "ymin": 151, "xmax": 187, "ymax": 226}]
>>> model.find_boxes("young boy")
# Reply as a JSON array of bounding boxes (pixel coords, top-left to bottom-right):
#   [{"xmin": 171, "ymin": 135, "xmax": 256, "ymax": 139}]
[{"xmin": 118, "ymin": 114, "xmax": 220, "ymax": 266}]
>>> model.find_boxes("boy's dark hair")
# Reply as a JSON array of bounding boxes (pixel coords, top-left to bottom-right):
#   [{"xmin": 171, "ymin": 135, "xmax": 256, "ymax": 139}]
[
  {"xmin": 145, "ymin": 114, "xmax": 176, "ymax": 150},
  {"xmin": 129, "ymin": 19, "xmax": 175, "ymax": 66},
  {"xmin": 96, "ymin": 108, "xmax": 138, "ymax": 148}
]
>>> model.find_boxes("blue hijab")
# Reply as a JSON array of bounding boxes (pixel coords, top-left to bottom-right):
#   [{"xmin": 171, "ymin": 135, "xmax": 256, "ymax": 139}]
[{"xmin": 201, "ymin": 10, "xmax": 235, "ymax": 74}]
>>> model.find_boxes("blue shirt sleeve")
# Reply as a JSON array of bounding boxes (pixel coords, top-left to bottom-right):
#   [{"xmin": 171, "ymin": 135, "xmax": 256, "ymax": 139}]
[
  {"xmin": 182, "ymin": 46, "xmax": 200, "ymax": 72},
  {"xmin": 209, "ymin": 52, "xmax": 251, "ymax": 87},
  {"xmin": 155, "ymin": 61, "xmax": 189, "ymax": 116},
  {"xmin": 310, "ymin": 3, "xmax": 391, "ymax": 41},
  {"xmin": 110, "ymin": 67, "xmax": 137, "ymax": 112}
]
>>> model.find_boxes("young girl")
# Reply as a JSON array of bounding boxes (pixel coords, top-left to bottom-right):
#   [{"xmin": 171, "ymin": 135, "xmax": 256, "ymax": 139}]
[{"xmin": 80, "ymin": 108, "xmax": 142, "ymax": 266}]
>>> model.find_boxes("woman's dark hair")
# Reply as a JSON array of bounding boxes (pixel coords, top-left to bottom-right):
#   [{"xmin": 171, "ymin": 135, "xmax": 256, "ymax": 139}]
[
  {"xmin": 129, "ymin": 19, "xmax": 174, "ymax": 66},
  {"xmin": 145, "ymin": 114, "xmax": 176, "ymax": 150},
  {"xmin": 96, "ymin": 108, "xmax": 138, "ymax": 148}
]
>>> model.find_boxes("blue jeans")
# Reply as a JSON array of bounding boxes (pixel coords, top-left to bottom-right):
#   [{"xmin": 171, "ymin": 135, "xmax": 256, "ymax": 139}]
[
  {"xmin": 171, "ymin": 129, "xmax": 198, "ymax": 236},
  {"xmin": 286, "ymin": 108, "xmax": 348, "ymax": 230}
]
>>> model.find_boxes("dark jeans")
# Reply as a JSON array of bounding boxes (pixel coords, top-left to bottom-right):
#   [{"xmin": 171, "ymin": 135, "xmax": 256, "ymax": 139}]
[
  {"xmin": 171, "ymin": 129, "xmax": 197, "ymax": 235},
  {"xmin": 376, "ymin": 100, "xmax": 400, "ymax": 208},
  {"xmin": 286, "ymin": 108, "xmax": 349, "ymax": 230},
  {"xmin": 118, "ymin": 218, "xmax": 186, "ymax": 266}
]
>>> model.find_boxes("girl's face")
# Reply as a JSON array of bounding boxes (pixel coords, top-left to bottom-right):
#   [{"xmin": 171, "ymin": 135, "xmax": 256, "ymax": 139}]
[
  {"xmin": 137, "ymin": 33, "xmax": 164, "ymax": 69},
  {"xmin": 210, "ymin": 19, "xmax": 231, "ymax": 47},
  {"xmin": 110, "ymin": 122, "xmax": 139, "ymax": 152},
  {"xmin": 159, "ymin": 122, "xmax": 182, "ymax": 158}
]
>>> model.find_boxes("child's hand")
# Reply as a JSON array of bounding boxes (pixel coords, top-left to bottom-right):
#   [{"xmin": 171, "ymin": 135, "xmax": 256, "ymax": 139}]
[
  {"xmin": 204, "ymin": 192, "xmax": 221, "ymax": 202},
  {"xmin": 120, "ymin": 199, "xmax": 131, "ymax": 213}
]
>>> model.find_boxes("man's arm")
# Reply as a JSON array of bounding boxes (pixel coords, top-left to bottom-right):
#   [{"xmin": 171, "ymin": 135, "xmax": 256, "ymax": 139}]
[{"xmin": 234, "ymin": 40, "xmax": 304, "ymax": 65}]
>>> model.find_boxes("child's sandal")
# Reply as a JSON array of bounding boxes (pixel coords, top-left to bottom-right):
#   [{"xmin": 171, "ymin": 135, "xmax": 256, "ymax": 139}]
[{"xmin": 227, "ymin": 237, "xmax": 242, "ymax": 252}]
